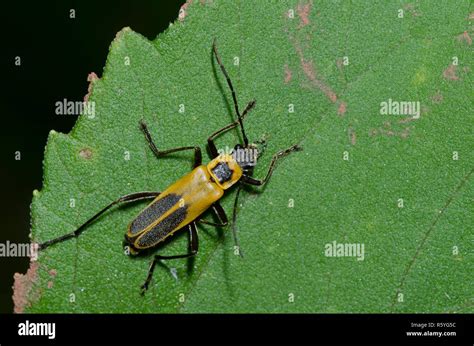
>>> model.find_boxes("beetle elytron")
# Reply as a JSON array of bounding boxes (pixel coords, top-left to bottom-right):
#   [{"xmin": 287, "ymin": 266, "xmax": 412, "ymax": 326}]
[{"xmin": 39, "ymin": 40, "xmax": 302, "ymax": 294}]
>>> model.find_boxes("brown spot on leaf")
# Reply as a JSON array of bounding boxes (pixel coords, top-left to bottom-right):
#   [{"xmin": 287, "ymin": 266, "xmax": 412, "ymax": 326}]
[
  {"xmin": 456, "ymin": 31, "xmax": 472, "ymax": 45},
  {"xmin": 443, "ymin": 64, "xmax": 459, "ymax": 81},
  {"xmin": 348, "ymin": 126, "xmax": 356, "ymax": 145},
  {"xmin": 49, "ymin": 269, "xmax": 57, "ymax": 277},
  {"xmin": 179, "ymin": 0, "xmax": 193, "ymax": 21},
  {"xmin": 12, "ymin": 261, "xmax": 39, "ymax": 313},
  {"xmin": 300, "ymin": 57, "xmax": 337, "ymax": 102},
  {"xmin": 79, "ymin": 148, "xmax": 93, "ymax": 160},
  {"xmin": 286, "ymin": 4, "xmax": 341, "ymax": 110},
  {"xmin": 46, "ymin": 269, "xmax": 57, "ymax": 289},
  {"xmin": 338, "ymin": 101, "xmax": 347, "ymax": 116},
  {"xmin": 84, "ymin": 72, "xmax": 99, "ymax": 102},
  {"xmin": 297, "ymin": 1, "xmax": 312, "ymax": 28},
  {"xmin": 284, "ymin": 64, "xmax": 292, "ymax": 84}
]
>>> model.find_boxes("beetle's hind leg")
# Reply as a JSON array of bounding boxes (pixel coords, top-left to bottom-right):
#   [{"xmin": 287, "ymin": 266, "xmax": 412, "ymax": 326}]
[
  {"xmin": 38, "ymin": 192, "xmax": 161, "ymax": 251},
  {"xmin": 140, "ymin": 222, "xmax": 199, "ymax": 295},
  {"xmin": 139, "ymin": 120, "xmax": 202, "ymax": 168}
]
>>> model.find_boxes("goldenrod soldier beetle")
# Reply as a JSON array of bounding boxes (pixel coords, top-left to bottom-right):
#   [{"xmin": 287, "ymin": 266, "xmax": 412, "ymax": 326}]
[{"xmin": 38, "ymin": 40, "xmax": 302, "ymax": 294}]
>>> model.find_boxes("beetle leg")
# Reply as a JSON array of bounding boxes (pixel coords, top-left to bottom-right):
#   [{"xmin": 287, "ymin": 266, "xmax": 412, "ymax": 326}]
[
  {"xmin": 139, "ymin": 120, "xmax": 202, "ymax": 168},
  {"xmin": 207, "ymin": 100, "xmax": 256, "ymax": 158},
  {"xmin": 38, "ymin": 192, "xmax": 161, "ymax": 251},
  {"xmin": 198, "ymin": 191, "xmax": 244, "ymax": 257},
  {"xmin": 140, "ymin": 222, "xmax": 198, "ymax": 295},
  {"xmin": 197, "ymin": 202, "xmax": 228, "ymax": 227},
  {"xmin": 198, "ymin": 199, "xmax": 243, "ymax": 257},
  {"xmin": 241, "ymin": 144, "xmax": 302, "ymax": 187}
]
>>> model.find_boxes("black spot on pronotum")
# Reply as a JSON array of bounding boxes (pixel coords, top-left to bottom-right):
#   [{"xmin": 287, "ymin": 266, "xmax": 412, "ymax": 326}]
[
  {"xmin": 212, "ymin": 162, "xmax": 233, "ymax": 183},
  {"xmin": 136, "ymin": 206, "xmax": 188, "ymax": 248},
  {"xmin": 129, "ymin": 194, "xmax": 182, "ymax": 235}
]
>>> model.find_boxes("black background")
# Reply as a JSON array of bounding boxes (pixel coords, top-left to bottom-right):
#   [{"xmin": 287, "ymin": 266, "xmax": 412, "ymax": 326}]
[
  {"xmin": 0, "ymin": 0, "xmax": 184, "ymax": 314},
  {"xmin": 1, "ymin": 313, "xmax": 472, "ymax": 345}
]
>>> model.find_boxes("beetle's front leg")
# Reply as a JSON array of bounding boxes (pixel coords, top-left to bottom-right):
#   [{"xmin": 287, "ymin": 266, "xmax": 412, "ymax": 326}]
[{"xmin": 241, "ymin": 144, "xmax": 302, "ymax": 187}]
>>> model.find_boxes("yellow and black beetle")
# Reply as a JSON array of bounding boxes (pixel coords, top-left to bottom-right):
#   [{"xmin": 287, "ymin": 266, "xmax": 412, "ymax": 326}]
[{"xmin": 39, "ymin": 41, "xmax": 302, "ymax": 294}]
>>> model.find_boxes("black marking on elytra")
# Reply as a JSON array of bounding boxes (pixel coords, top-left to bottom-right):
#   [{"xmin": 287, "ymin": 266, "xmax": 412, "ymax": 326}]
[
  {"xmin": 136, "ymin": 205, "xmax": 188, "ymax": 247},
  {"xmin": 129, "ymin": 194, "xmax": 182, "ymax": 235},
  {"xmin": 212, "ymin": 162, "xmax": 233, "ymax": 183}
]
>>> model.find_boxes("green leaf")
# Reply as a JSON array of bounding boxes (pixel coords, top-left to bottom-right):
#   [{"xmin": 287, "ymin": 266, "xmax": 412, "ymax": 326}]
[{"xmin": 16, "ymin": 0, "xmax": 473, "ymax": 313}]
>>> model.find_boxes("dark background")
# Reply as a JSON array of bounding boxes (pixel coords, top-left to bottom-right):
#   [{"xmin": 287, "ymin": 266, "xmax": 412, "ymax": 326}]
[{"xmin": 0, "ymin": 0, "xmax": 184, "ymax": 314}]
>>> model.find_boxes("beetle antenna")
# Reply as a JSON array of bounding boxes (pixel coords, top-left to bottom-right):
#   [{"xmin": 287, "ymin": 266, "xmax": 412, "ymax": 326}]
[{"xmin": 213, "ymin": 39, "xmax": 249, "ymax": 147}]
